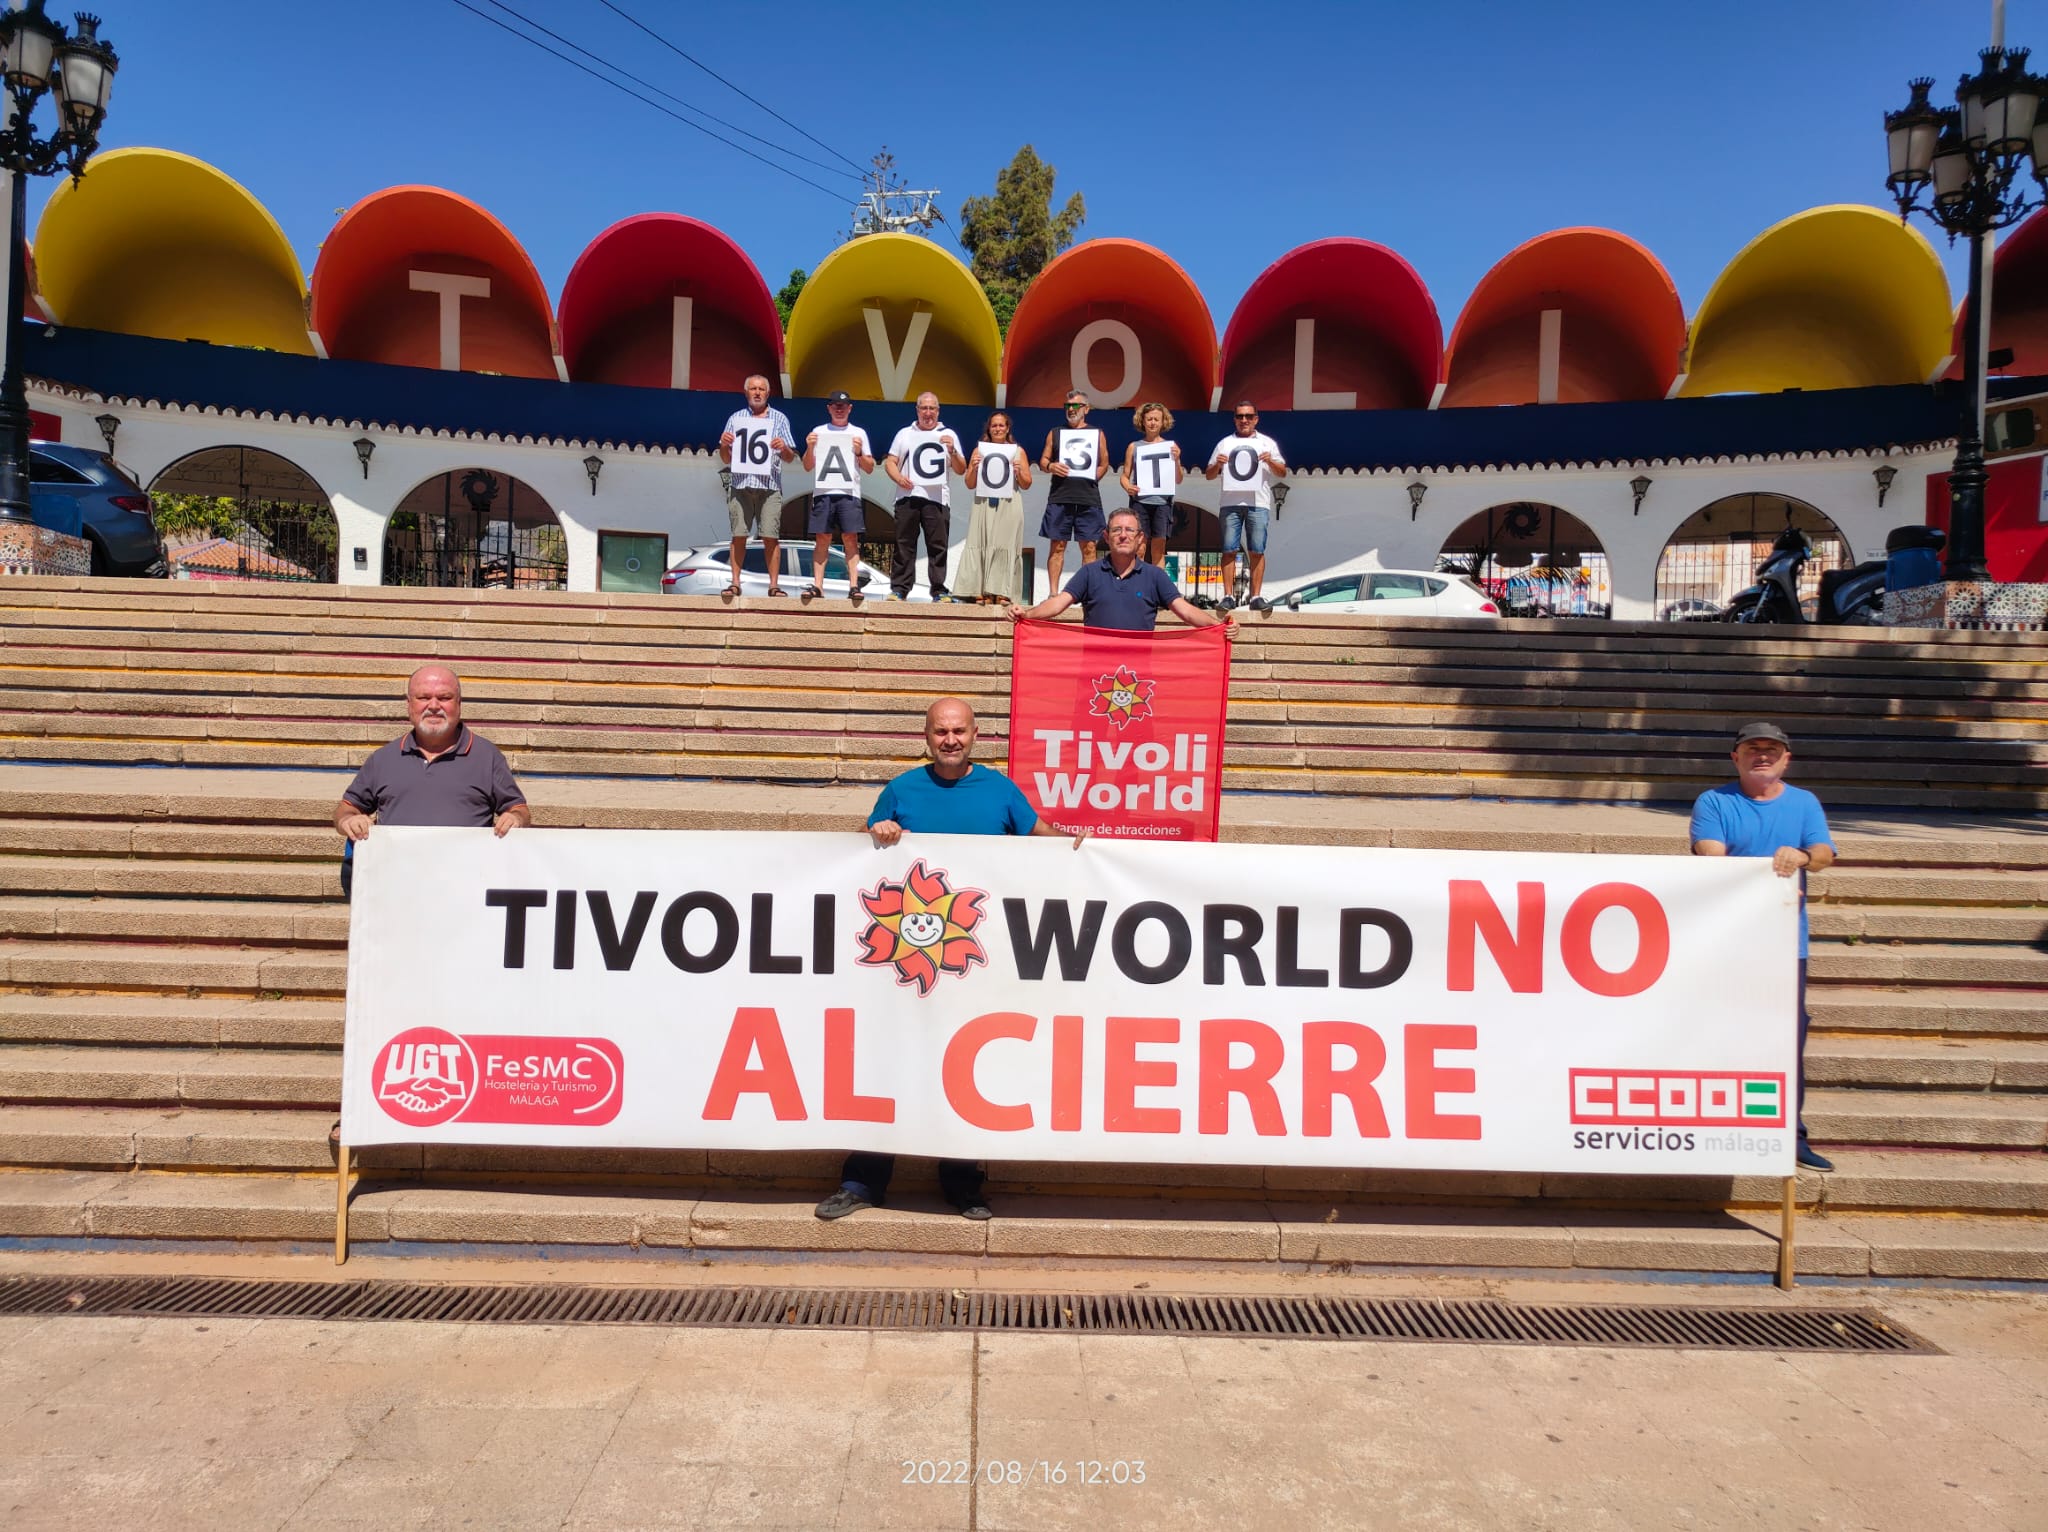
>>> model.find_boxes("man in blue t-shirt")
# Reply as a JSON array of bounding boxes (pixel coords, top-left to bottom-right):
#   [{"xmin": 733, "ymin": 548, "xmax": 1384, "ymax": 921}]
[
  {"xmin": 1689, "ymin": 721, "xmax": 1838, "ymax": 1171},
  {"xmin": 1012, "ymin": 507, "xmax": 1236, "ymax": 633},
  {"xmin": 816, "ymin": 697, "xmax": 1082, "ymax": 1224}
]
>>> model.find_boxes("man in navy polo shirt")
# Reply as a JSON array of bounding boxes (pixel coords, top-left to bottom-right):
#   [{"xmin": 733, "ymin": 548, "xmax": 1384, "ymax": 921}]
[
  {"xmin": 334, "ymin": 665, "xmax": 529, "ymax": 868},
  {"xmin": 815, "ymin": 696, "xmax": 1080, "ymax": 1223},
  {"xmin": 1010, "ymin": 506, "xmax": 1234, "ymax": 633},
  {"xmin": 1690, "ymin": 721, "xmax": 1837, "ymax": 1172}
]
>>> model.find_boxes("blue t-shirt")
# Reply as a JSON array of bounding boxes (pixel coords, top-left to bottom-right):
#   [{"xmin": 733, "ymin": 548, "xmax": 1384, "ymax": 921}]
[
  {"xmin": 868, "ymin": 764, "xmax": 1038, "ymax": 836},
  {"xmin": 1689, "ymin": 782, "xmax": 1834, "ymax": 958},
  {"xmin": 1064, "ymin": 557, "xmax": 1182, "ymax": 632}
]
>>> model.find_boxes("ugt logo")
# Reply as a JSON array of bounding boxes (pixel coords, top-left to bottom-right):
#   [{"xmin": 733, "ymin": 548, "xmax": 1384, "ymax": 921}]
[
  {"xmin": 1088, "ymin": 665, "xmax": 1156, "ymax": 730},
  {"xmin": 856, "ymin": 858, "xmax": 988, "ymax": 995}
]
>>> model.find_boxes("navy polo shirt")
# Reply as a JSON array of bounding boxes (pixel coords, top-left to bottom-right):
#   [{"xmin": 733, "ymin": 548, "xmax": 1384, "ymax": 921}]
[
  {"xmin": 342, "ymin": 726, "xmax": 526, "ymax": 827},
  {"xmin": 1063, "ymin": 556, "xmax": 1183, "ymax": 632}
]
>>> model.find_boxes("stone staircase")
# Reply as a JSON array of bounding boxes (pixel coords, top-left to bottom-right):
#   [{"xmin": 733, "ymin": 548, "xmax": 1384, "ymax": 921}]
[{"xmin": 0, "ymin": 578, "xmax": 2044, "ymax": 1281}]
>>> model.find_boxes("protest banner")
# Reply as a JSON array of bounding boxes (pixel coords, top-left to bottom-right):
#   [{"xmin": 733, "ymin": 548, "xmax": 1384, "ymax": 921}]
[
  {"xmin": 1006, "ymin": 622, "xmax": 1229, "ymax": 841},
  {"xmin": 341, "ymin": 828, "xmax": 1798, "ymax": 1184}
]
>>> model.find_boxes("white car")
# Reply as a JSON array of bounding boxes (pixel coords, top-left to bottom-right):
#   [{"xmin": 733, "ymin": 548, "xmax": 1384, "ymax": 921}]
[
  {"xmin": 1274, "ymin": 569, "xmax": 1500, "ymax": 618},
  {"xmin": 662, "ymin": 541, "xmax": 932, "ymax": 601}
]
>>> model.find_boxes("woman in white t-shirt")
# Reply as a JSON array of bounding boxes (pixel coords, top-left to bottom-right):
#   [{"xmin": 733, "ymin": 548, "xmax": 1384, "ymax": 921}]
[{"xmin": 954, "ymin": 412, "xmax": 1035, "ymax": 604}]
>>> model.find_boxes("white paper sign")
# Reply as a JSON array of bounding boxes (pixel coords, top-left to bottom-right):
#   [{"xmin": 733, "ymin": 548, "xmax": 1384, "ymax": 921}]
[
  {"xmin": 811, "ymin": 426, "xmax": 865, "ymax": 496},
  {"xmin": 1058, "ymin": 429, "xmax": 1101, "ymax": 479},
  {"xmin": 342, "ymin": 828, "xmax": 1799, "ymax": 1178},
  {"xmin": 1133, "ymin": 443, "xmax": 1177, "ymax": 498},
  {"xmin": 975, "ymin": 444, "xmax": 1020, "ymax": 496},
  {"xmin": 731, "ymin": 419, "xmax": 777, "ymax": 476}
]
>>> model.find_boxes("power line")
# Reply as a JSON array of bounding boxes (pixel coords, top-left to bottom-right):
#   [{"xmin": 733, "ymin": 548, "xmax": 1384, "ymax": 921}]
[
  {"xmin": 477, "ymin": 0, "xmax": 860, "ymax": 184},
  {"xmin": 446, "ymin": 0, "xmax": 846, "ymax": 200},
  {"xmin": 592, "ymin": 0, "xmax": 868, "ymax": 176}
]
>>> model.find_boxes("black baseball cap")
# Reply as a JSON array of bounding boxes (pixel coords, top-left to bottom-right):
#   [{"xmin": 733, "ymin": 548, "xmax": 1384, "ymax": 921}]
[
  {"xmin": 1734, "ymin": 722, "xmax": 1791, "ymax": 748},
  {"xmin": 825, "ymin": 390, "xmax": 853, "ymax": 404}
]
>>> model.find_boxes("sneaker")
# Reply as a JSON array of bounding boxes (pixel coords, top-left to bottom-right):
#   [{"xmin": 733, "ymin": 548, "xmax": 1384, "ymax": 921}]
[
  {"xmin": 814, "ymin": 1186, "xmax": 875, "ymax": 1220},
  {"xmin": 948, "ymin": 1193, "xmax": 994, "ymax": 1221},
  {"xmin": 1248, "ymin": 596, "xmax": 1269, "ymax": 613},
  {"xmin": 1219, "ymin": 596, "xmax": 1237, "ymax": 612},
  {"xmin": 1796, "ymin": 1142, "xmax": 1835, "ymax": 1173}
]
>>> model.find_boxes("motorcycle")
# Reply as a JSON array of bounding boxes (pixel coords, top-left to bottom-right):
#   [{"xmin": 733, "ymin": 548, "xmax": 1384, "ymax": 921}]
[{"xmin": 1718, "ymin": 527, "xmax": 1894, "ymax": 626}]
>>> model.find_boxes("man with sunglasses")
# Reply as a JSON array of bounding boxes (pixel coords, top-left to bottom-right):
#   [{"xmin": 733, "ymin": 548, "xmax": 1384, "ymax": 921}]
[
  {"xmin": 1204, "ymin": 402, "xmax": 1288, "ymax": 611},
  {"xmin": 1013, "ymin": 506, "xmax": 1233, "ymax": 634},
  {"xmin": 1037, "ymin": 390, "xmax": 1111, "ymax": 599}
]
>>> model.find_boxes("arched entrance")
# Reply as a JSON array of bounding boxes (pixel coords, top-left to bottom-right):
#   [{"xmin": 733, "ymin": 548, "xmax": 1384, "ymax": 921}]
[
  {"xmin": 147, "ymin": 446, "xmax": 338, "ymax": 582},
  {"xmin": 384, "ymin": 470, "xmax": 567, "ymax": 590},
  {"xmin": 1438, "ymin": 503, "xmax": 1611, "ymax": 618},
  {"xmin": 1653, "ymin": 494, "xmax": 1850, "ymax": 620}
]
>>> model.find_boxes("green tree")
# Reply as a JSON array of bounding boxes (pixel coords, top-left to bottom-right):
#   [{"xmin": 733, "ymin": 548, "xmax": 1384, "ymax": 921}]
[
  {"xmin": 957, "ymin": 146, "xmax": 1084, "ymax": 333},
  {"xmin": 776, "ymin": 268, "xmax": 808, "ymax": 325}
]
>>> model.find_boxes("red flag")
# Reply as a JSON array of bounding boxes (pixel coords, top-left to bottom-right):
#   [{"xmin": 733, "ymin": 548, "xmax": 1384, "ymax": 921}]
[{"xmin": 1006, "ymin": 620, "xmax": 1231, "ymax": 842}]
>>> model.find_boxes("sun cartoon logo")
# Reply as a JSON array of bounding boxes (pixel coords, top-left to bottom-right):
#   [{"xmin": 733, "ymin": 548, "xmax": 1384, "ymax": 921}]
[
  {"xmin": 856, "ymin": 859, "xmax": 989, "ymax": 995},
  {"xmin": 1087, "ymin": 666, "xmax": 1156, "ymax": 731}
]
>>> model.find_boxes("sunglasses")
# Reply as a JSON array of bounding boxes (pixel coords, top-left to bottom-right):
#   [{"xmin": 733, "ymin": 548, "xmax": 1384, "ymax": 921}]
[
  {"xmin": 1065, "ymin": 403, "xmax": 1088, "ymax": 412},
  {"xmin": 1234, "ymin": 412, "xmax": 1257, "ymax": 420}
]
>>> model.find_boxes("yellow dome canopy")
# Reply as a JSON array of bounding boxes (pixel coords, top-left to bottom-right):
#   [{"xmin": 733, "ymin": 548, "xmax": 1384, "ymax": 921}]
[
  {"xmin": 784, "ymin": 233, "xmax": 999, "ymax": 403},
  {"xmin": 1680, "ymin": 205, "xmax": 1951, "ymax": 396},
  {"xmin": 35, "ymin": 147, "xmax": 311, "ymax": 354}
]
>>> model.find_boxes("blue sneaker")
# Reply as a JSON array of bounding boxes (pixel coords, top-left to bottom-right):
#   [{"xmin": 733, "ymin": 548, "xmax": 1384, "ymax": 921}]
[{"xmin": 1796, "ymin": 1142, "xmax": 1834, "ymax": 1173}]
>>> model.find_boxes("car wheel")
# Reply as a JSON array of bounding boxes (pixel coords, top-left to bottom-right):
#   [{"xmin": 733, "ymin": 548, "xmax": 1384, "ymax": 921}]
[{"xmin": 87, "ymin": 536, "xmax": 109, "ymax": 577}]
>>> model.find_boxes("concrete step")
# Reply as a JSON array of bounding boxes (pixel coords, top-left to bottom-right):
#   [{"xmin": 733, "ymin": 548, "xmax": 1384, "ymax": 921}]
[
  {"xmin": 1809, "ymin": 867, "xmax": 2048, "ymax": 905},
  {"xmin": 0, "ymin": 897, "xmax": 348, "ymax": 945},
  {"xmin": 0, "ymin": 940, "xmax": 347, "ymax": 996},
  {"xmin": 1807, "ymin": 1036, "xmax": 2048, "ymax": 1089},
  {"xmin": 0, "ymin": 993, "xmax": 341, "ymax": 1047},
  {"xmin": 1808, "ymin": 942, "xmax": 2048, "ymax": 986},
  {"xmin": 0, "ymin": 820, "xmax": 339, "ymax": 860},
  {"xmin": 1802, "ymin": 1088, "xmax": 2048, "ymax": 1148},
  {"xmin": 0, "ymin": 1047, "xmax": 339, "ymax": 1108},
  {"xmin": 1808, "ymin": 987, "xmax": 2048, "ymax": 1037},
  {"xmin": 1808, "ymin": 905, "xmax": 2048, "ymax": 942},
  {"xmin": 0, "ymin": 1167, "xmax": 2040, "ymax": 1279},
  {"xmin": 0, "ymin": 854, "xmax": 338, "ymax": 899}
]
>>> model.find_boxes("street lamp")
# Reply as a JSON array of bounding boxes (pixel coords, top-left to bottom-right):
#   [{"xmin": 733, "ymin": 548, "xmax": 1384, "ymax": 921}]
[
  {"xmin": 1886, "ymin": 48, "xmax": 2043, "ymax": 582},
  {"xmin": 0, "ymin": 2, "xmax": 116, "ymax": 526}
]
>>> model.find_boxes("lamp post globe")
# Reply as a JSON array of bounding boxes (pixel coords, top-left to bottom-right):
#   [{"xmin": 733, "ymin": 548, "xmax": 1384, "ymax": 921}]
[
  {"xmin": 1887, "ymin": 46, "xmax": 2042, "ymax": 584},
  {"xmin": 0, "ymin": 1, "xmax": 117, "ymax": 528}
]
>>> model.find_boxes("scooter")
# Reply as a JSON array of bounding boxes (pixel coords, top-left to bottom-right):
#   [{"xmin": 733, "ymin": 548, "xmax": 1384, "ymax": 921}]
[{"xmin": 1718, "ymin": 527, "xmax": 1890, "ymax": 626}]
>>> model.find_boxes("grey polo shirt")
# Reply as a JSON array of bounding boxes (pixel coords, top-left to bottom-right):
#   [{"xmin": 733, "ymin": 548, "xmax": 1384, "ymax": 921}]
[{"xmin": 342, "ymin": 726, "xmax": 525, "ymax": 827}]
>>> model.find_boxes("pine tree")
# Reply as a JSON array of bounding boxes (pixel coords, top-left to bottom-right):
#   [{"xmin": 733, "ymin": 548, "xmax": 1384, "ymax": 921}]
[{"xmin": 957, "ymin": 146, "xmax": 1084, "ymax": 333}]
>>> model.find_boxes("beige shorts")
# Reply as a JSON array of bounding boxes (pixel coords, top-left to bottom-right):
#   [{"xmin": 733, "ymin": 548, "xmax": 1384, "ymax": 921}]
[{"xmin": 726, "ymin": 485, "xmax": 784, "ymax": 537}]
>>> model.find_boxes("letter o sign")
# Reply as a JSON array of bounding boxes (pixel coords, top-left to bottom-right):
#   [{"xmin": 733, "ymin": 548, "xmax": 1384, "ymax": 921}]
[
  {"xmin": 1228, "ymin": 445, "xmax": 1260, "ymax": 482},
  {"xmin": 1559, "ymin": 883, "xmax": 1670, "ymax": 998}
]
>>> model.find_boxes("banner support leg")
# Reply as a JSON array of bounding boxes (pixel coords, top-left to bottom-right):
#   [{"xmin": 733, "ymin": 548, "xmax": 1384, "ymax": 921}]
[
  {"xmin": 1776, "ymin": 1174, "xmax": 1797, "ymax": 1291},
  {"xmin": 335, "ymin": 1143, "xmax": 351, "ymax": 1267}
]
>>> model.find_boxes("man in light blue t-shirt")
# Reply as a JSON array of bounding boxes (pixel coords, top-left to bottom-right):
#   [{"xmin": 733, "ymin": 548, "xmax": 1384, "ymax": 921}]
[
  {"xmin": 815, "ymin": 697, "xmax": 1082, "ymax": 1224},
  {"xmin": 1689, "ymin": 721, "xmax": 1838, "ymax": 1171}
]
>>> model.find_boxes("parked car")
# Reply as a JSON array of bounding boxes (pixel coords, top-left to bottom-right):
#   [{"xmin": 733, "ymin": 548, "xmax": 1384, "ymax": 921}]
[
  {"xmin": 29, "ymin": 440, "xmax": 167, "ymax": 577},
  {"xmin": 1658, "ymin": 598, "xmax": 1725, "ymax": 622},
  {"xmin": 662, "ymin": 541, "xmax": 931, "ymax": 600},
  {"xmin": 1274, "ymin": 569, "xmax": 1500, "ymax": 618}
]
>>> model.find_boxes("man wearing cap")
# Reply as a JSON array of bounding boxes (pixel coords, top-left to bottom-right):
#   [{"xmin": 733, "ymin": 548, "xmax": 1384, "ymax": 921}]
[
  {"xmin": 718, "ymin": 374, "xmax": 798, "ymax": 598},
  {"xmin": 802, "ymin": 390, "xmax": 875, "ymax": 601},
  {"xmin": 1689, "ymin": 722, "xmax": 1838, "ymax": 1172}
]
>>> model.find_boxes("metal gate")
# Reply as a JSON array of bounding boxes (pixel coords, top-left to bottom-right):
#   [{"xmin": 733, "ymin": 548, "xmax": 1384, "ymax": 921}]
[
  {"xmin": 383, "ymin": 470, "xmax": 568, "ymax": 590},
  {"xmin": 201, "ymin": 502, "xmax": 337, "ymax": 582}
]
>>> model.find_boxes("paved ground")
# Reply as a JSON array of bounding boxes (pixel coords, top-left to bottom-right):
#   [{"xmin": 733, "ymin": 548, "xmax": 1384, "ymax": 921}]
[{"xmin": 0, "ymin": 1256, "xmax": 2042, "ymax": 1531}]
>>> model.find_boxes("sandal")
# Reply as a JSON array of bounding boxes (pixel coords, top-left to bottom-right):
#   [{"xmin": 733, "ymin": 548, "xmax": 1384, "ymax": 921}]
[
  {"xmin": 802, "ymin": 584, "xmax": 823, "ymax": 603},
  {"xmin": 768, "ymin": 586, "xmax": 790, "ymax": 597},
  {"xmin": 721, "ymin": 584, "xmax": 741, "ymax": 599}
]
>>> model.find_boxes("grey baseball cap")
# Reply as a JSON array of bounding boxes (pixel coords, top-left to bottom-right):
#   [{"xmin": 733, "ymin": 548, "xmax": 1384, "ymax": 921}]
[
  {"xmin": 825, "ymin": 390, "xmax": 853, "ymax": 404},
  {"xmin": 1734, "ymin": 722, "xmax": 1791, "ymax": 748}
]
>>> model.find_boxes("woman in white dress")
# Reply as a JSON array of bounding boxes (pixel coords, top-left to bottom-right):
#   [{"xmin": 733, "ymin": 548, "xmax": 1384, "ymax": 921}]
[{"xmin": 954, "ymin": 411, "xmax": 1034, "ymax": 604}]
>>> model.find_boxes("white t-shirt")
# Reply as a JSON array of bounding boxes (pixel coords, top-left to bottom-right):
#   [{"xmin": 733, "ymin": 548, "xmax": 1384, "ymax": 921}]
[
  {"xmin": 1210, "ymin": 431, "xmax": 1285, "ymax": 509},
  {"xmin": 972, "ymin": 443, "xmax": 1023, "ymax": 497},
  {"xmin": 887, "ymin": 424, "xmax": 958, "ymax": 507},
  {"xmin": 808, "ymin": 424, "xmax": 871, "ymax": 497}
]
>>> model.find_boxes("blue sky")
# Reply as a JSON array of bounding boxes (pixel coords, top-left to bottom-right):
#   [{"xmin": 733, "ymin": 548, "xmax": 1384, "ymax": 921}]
[{"xmin": 31, "ymin": 0, "xmax": 2041, "ymax": 323}]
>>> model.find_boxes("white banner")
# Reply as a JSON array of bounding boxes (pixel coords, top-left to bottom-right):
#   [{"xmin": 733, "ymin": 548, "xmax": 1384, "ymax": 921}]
[{"xmin": 341, "ymin": 829, "xmax": 1798, "ymax": 1175}]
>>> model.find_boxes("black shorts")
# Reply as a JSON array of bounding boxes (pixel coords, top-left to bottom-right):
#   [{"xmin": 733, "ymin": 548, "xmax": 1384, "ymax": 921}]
[{"xmin": 808, "ymin": 493, "xmax": 864, "ymax": 535}]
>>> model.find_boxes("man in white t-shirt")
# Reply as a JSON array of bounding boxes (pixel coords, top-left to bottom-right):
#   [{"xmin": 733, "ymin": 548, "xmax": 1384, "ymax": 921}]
[
  {"xmin": 1204, "ymin": 401, "xmax": 1288, "ymax": 612},
  {"xmin": 718, "ymin": 373, "xmax": 797, "ymax": 598},
  {"xmin": 882, "ymin": 391, "xmax": 967, "ymax": 601},
  {"xmin": 801, "ymin": 390, "xmax": 876, "ymax": 601}
]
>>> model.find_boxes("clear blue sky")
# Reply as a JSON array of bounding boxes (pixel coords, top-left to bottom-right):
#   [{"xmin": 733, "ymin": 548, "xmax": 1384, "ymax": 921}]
[{"xmin": 31, "ymin": 0, "xmax": 2042, "ymax": 324}]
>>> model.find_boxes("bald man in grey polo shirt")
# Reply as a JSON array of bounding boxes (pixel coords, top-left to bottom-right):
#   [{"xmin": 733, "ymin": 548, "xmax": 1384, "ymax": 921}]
[{"xmin": 334, "ymin": 665, "xmax": 529, "ymax": 860}]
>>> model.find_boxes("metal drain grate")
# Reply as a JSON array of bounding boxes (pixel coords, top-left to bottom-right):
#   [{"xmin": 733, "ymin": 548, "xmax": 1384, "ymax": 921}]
[{"xmin": 0, "ymin": 1275, "xmax": 1935, "ymax": 1354}]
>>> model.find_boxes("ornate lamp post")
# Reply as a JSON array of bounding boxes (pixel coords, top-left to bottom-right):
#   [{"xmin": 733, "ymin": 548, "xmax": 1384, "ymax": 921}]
[
  {"xmin": 1886, "ymin": 48, "xmax": 2043, "ymax": 582},
  {"xmin": 0, "ymin": 2, "xmax": 116, "ymax": 526}
]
